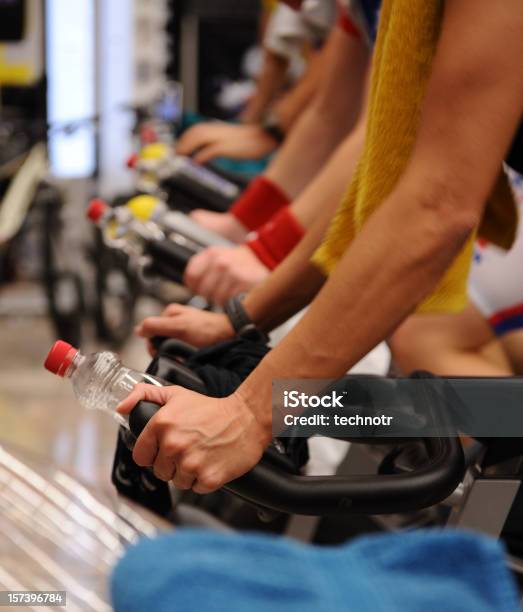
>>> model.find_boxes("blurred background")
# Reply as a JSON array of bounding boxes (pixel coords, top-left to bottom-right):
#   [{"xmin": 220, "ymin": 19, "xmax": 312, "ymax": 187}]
[{"xmin": 0, "ymin": 1, "xmax": 272, "ymax": 608}]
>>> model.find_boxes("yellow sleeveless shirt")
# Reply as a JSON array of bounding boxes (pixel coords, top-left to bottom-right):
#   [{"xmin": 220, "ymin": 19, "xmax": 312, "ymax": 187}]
[{"xmin": 312, "ymin": 0, "xmax": 517, "ymax": 313}]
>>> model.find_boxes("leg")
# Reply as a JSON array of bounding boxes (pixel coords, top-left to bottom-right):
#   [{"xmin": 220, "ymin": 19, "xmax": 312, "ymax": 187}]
[
  {"xmin": 389, "ymin": 303, "xmax": 513, "ymax": 376},
  {"xmin": 499, "ymin": 329, "xmax": 523, "ymax": 374}
]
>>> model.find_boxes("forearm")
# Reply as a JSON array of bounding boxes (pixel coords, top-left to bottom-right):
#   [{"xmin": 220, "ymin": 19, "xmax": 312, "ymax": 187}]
[
  {"xmin": 271, "ymin": 50, "xmax": 323, "ymax": 132},
  {"xmin": 242, "ymin": 0, "xmax": 523, "ymax": 396},
  {"xmin": 241, "ymin": 116, "xmax": 366, "ymax": 328},
  {"xmin": 291, "ymin": 114, "xmax": 366, "ymax": 228},
  {"xmin": 241, "ymin": 50, "xmax": 289, "ymax": 124},
  {"xmin": 244, "ymin": 211, "xmax": 328, "ymax": 332},
  {"xmin": 242, "ymin": 184, "xmax": 476, "ymax": 407},
  {"xmin": 265, "ymin": 28, "xmax": 369, "ymax": 198},
  {"xmin": 264, "ymin": 103, "xmax": 347, "ymax": 197}
]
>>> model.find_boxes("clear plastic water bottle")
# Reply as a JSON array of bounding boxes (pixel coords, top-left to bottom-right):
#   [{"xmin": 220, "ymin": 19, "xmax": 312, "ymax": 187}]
[
  {"xmin": 44, "ymin": 340, "xmax": 163, "ymax": 430},
  {"xmin": 87, "ymin": 198, "xmax": 164, "ymax": 257},
  {"xmin": 124, "ymin": 194, "xmax": 232, "ymax": 248}
]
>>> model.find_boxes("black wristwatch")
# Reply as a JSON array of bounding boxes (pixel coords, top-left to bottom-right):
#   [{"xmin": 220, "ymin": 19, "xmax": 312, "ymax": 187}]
[
  {"xmin": 261, "ymin": 112, "xmax": 286, "ymax": 144},
  {"xmin": 223, "ymin": 293, "xmax": 268, "ymax": 342}
]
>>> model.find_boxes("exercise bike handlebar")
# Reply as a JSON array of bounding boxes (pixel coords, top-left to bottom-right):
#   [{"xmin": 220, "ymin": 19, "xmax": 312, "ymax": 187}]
[
  {"xmin": 144, "ymin": 237, "xmax": 194, "ymax": 282},
  {"xmin": 225, "ymin": 434, "xmax": 463, "ymax": 516},
  {"xmin": 128, "ymin": 380, "xmax": 465, "ymax": 517}
]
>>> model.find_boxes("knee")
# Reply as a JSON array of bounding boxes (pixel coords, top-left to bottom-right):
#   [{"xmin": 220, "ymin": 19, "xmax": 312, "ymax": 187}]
[{"xmin": 389, "ymin": 323, "xmax": 432, "ymax": 374}]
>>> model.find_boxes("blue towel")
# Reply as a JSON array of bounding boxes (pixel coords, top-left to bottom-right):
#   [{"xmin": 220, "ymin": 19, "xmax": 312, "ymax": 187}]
[{"xmin": 111, "ymin": 528, "xmax": 519, "ymax": 612}]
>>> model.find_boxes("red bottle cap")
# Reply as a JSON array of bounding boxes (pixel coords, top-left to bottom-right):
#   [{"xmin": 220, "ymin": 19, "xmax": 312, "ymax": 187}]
[
  {"xmin": 86, "ymin": 199, "xmax": 108, "ymax": 223},
  {"xmin": 44, "ymin": 340, "xmax": 79, "ymax": 377},
  {"xmin": 126, "ymin": 153, "xmax": 139, "ymax": 169}
]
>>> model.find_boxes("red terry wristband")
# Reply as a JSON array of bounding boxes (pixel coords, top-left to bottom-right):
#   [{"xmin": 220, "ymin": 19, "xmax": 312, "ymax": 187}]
[
  {"xmin": 246, "ymin": 207, "xmax": 305, "ymax": 270},
  {"xmin": 231, "ymin": 176, "xmax": 290, "ymax": 231}
]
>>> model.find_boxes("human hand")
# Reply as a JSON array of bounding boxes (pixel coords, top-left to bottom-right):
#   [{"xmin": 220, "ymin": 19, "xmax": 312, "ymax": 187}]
[
  {"xmin": 117, "ymin": 384, "xmax": 270, "ymax": 493},
  {"xmin": 183, "ymin": 245, "xmax": 269, "ymax": 305},
  {"xmin": 135, "ymin": 303, "xmax": 234, "ymax": 348},
  {"xmin": 176, "ymin": 122, "xmax": 278, "ymax": 163},
  {"xmin": 189, "ymin": 209, "xmax": 249, "ymax": 243}
]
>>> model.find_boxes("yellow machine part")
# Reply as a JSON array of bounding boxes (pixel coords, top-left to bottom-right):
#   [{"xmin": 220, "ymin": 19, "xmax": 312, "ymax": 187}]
[
  {"xmin": 126, "ymin": 194, "xmax": 160, "ymax": 221},
  {"xmin": 139, "ymin": 143, "xmax": 170, "ymax": 161}
]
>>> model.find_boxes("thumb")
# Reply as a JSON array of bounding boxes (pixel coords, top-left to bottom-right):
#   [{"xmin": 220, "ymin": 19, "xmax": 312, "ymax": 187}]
[
  {"xmin": 184, "ymin": 249, "xmax": 212, "ymax": 285},
  {"xmin": 175, "ymin": 128, "xmax": 205, "ymax": 155}
]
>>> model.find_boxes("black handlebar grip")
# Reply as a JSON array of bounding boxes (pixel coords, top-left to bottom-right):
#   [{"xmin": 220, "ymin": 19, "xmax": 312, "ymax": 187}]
[
  {"xmin": 150, "ymin": 336, "xmax": 198, "ymax": 358},
  {"xmin": 128, "ymin": 401, "xmax": 162, "ymax": 438},
  {"xmin": 146, "ymin": 238, "xmax": 194, "ymax": 276},
  {"xmin": 161, "ymin": 169, "xmax": 238, "ymax": 213},
  {"xmin": 149, "ymin": 336, "xmax": 169, "ymax": 351}
]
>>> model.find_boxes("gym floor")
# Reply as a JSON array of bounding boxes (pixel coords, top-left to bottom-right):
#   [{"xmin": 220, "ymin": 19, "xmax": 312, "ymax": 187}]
[
  {"xmin": 0, "ymin": 279, "xmax": 392, "ymax": 608},
  {"xmin": 0, "ymin": 286, "xmax": 167, "ymax": 611}
]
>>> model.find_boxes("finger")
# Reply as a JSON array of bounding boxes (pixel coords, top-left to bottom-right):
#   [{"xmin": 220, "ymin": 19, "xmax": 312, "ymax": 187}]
[
  {"xmin": 210, "ymin": 275, "xmax": 236, "ymax": 306},
  {"xmin": 134, "ymin": 403, "xmax": 182, "ymax": 468},
  {"xmin": 176, "ymin": 127, "xmax": 207, "ymax": 155},
  {"xmin": 135, "ymin": 317, "xmax": 164, "ymax": 338},
  {"xmin": 161, "ymin": 303, "xmax": 184, "ymax": 317},
  {"xmin": 152, "ymin": 451, "xmax": 177, "ymax": 482},
  {"xmin": 116, "ymin": 382, "xmax": 172, "ymax": 415},
  {"xmin": 183, "ymin": 251, "xmax": 213, "ymax": 291},
  {"xmin": 192, "ymin": 472, "xmax": 222, "ymax": 495},
  {"xmin": 132, "ymin": 424, "xmax": 159, "ymax": 467},
  {"xmin": 171, "ymin": 466, "xmax": 197, "ymax": 490},
  {"xmin": 194, "ymin": 266, "xmax": 224, "ymax": 303},
  {"xmin": 193, "ymin": 144, "xmax": 223, "ymax": 164},
  {"xmin": 137, "ymin": 316, "xmax": 184, "ymax": 339},
  {"xmin": 174, "ymin": 454, "xmax": 202, "ymax": 490}
]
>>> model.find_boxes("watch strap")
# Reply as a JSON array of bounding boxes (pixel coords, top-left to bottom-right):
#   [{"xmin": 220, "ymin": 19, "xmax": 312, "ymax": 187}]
[
  {"xmin": 223, "ymin": 294, "xmax": 268, "ymax": 342},
  {"xmin": 261, "ymin": 113, "xmax": 286, "ymax": 144}
]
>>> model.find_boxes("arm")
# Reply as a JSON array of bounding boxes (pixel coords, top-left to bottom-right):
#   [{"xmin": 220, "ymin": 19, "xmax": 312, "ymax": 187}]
[
  {"xmin": 175, "ymin": 49, "xmax": 324, "ymax": 166},
  {"xmin": 187, "ymin": 24, "xmax": 368, "ymax": 239},
  {"xmin": 182, "ymin": 114, "xmax": 366, "ymax": 305},
  {"xmin": 290, "ymin": 89, "xmax": 368, "ymax": 228},
  {"xmin": 136, "ymin": 116, "xmax": 364, "ymax": 335},
  {"xmin": 120, "ymin": 0, "xmax": 523, "ymax": 496},
  {"xmin": 242, "ymin": 117, "xmax": 367, "ymax": 325},
  {"xmin": 241, "ymin": 0, "xmax": 523, "ymax": 386},
  {"xmin": 176, "ymin": 25, "xmax": 366, "ymax": 168},
  {"xmin": 241, "ymin": 1, "xmax": 305, "ymax": 123},
  {"xmin": 267, "ymin": 48, "xmax": 324, "ymax": 132},
  {"xmin": 265, "ymin": 25, "xmax": 369, "ymax": 198},
  {"xmin": 240, "ymin": 48, "xmax": 290, "ymax": 124}
]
